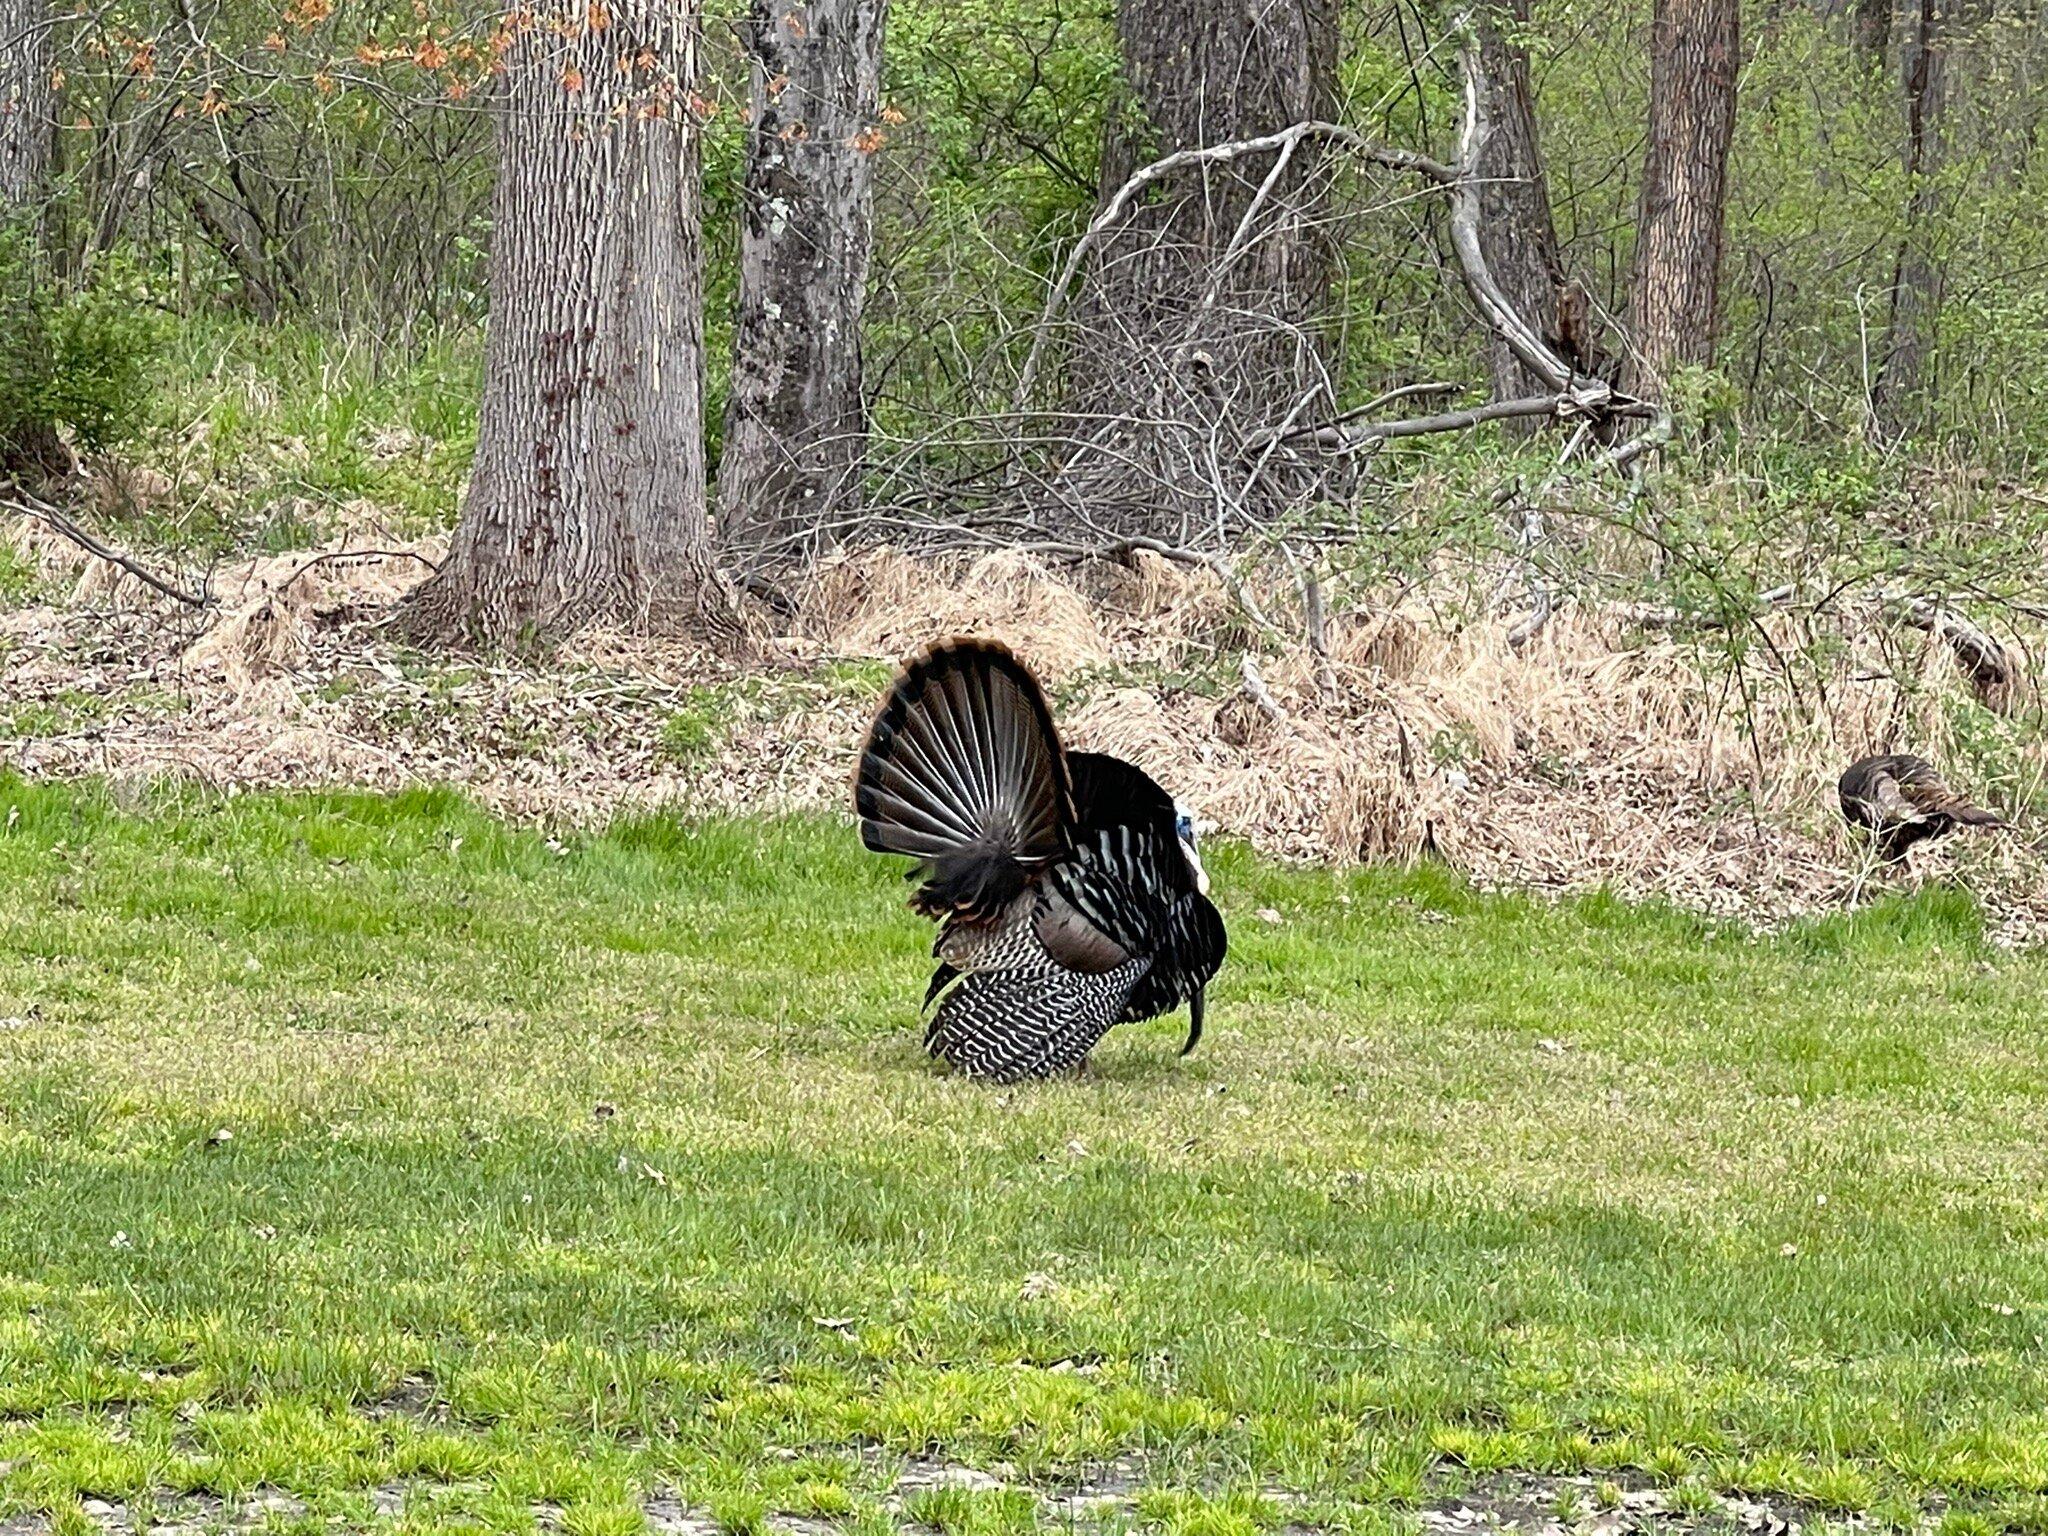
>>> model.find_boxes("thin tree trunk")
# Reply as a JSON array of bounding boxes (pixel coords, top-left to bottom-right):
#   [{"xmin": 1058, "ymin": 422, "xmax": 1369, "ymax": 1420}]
[
  {"xmin": 405, "ymin": 0, "xmax": 736, "ymax": 648},
  {"xmin": 1624, "ymin": 0, "xmax": 1741, "ymax": 397},
  {"xmin": 1471, "ymin": 0, "xmax": 1572, "ymax": 419},
  {"xmin": 717, "ymin": 0, "xmax": 885, "ymax": 564},
  {"xmin": 0, "ymin": 0, "xmax": 48, "ymax": 208},
  {"xmin": 1874, "ymin": 0, "xmax": 1945, "ymax": 436}
]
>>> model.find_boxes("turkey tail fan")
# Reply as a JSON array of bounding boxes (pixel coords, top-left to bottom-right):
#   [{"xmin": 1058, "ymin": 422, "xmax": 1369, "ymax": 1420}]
[{"xmin": 855, "ymin": 639, "xmax": 1076, "ymax": 922}]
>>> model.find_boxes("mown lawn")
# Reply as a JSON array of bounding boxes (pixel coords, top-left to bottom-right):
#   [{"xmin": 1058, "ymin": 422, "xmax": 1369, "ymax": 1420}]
[{"xmin": 3, "ymin": 776, "xmax": 2048, "ymax": 1534}]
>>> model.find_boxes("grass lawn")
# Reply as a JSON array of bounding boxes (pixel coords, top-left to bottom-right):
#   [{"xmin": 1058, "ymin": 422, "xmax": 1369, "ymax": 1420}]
[{"xmin": 3, "ymin": 776, "xmax": 2048, "ymax": 1534}]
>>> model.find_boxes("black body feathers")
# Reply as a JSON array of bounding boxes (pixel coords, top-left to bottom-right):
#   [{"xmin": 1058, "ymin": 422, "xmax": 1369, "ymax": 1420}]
[{"xmin": 855, "ymin": 639, "xmax": 1227, "ymax": 1081}]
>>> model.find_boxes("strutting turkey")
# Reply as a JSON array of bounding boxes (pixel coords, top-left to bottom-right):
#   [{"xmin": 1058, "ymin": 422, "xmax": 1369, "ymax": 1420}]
[
  {"xmin": 1838, "ymin": 753, "xmax": 2007, "ymax": 863},
  {"xmin": 854, "ymin": 638, "xmax": 1227, "ymax": 1081}
]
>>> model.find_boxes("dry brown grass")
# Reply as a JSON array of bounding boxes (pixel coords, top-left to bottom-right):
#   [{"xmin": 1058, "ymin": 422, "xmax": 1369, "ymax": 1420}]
[{"xmin": 7, "ymin": 525, "xmax": 2045, "ymax": 934}]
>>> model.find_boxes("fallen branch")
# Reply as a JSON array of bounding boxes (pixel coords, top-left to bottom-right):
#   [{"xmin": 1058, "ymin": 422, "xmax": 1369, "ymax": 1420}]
[
  {"xmin": 1310, "ymin": 390, "xmax": 1628, "ymax": 451},
  {"xmin": 1593, "ymin": 411, "xmax": 1676, "ymax": 474},
  {"xmin": 1260, "ymin": 381, "xmax": 1465, "ymax": 446},
  {"xmin": 5, "ymin": 493, "xmax": 211, "ymax": 608},
  {"xmin": 1444, "ymin": 30, "xmax": 1598, "ymax": 402},
  {"xmin": 1898, "ymin": 594, "xmax": 2016, "ymax": 708},
  {"xmin": 274, "ymin": 545, "xmax": 443, "ymax": 594}
]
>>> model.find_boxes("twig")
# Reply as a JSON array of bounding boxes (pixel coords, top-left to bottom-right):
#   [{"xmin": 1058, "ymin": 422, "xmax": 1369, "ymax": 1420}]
[
  {"xmin": 1282, "ymin": 541, "xmax": 1340, "ymax": 699},
  {"xmin": 273, "ymin": 546, "xmax": 443, "ymax": 593},
  {"xmin": 5, "ymin": 493, "xmax": 211, "ymax": 608}
]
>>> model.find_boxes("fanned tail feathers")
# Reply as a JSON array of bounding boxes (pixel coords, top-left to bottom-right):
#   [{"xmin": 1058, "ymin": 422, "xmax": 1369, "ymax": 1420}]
[{"xmin": 855, "ymin": 639, "xmax": 1074, "ymax": 921}]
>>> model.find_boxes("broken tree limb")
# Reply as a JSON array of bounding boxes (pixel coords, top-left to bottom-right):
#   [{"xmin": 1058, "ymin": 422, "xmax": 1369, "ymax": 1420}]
[
  {"xmin": 1259, "ymin": 381, "xmax": 1465, "ymax": 446},
  {"xmin": 1897, "ymin": 594, "xmax": 2017, "ymax": 709},
  {"xmin": 1445, "ymin": 30, "xmax": 1595, "ymax": 400},
  {"xmin": 1239, "ymin": 654, "xmax": 1290, "ymax": 729},
  {"xmin": 5, "ymin": 493, "xmax": 211, "ymax": 608},
  {"xmin": 1306, "ymin": 390, "xmax": 1634, "ymax": 451},
  {"xmin": 1013, "ymin": 27, "xmax": 1647, "ymax": 442}
]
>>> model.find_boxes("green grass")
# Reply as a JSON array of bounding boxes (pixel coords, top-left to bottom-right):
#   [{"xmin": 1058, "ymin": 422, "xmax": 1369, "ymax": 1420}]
[
  {"xmin": 4, "ymin": 776, "xmax": 2048, "ymax": 1529},
  {"xmin": 137, "ymin": 319, "xmax": 480, "ymax": 553}
]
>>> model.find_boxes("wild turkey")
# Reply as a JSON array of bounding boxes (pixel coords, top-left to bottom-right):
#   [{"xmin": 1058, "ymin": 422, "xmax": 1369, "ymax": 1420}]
[
  {"xmin": 1839, "ymin": 753, "xmax": 2007, "ymax": 863},
  {"xmin": 854, "ymin": 638, "xmax": 1227, "ymax": 1082}
]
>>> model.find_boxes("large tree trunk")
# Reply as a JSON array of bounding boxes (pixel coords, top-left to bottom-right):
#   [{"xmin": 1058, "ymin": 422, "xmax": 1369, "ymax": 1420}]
[
  {"xmin": 1874, "ymin": 0, "xmax": 1945, "ymax": 437},
  {"xmin": 0, "ymin": 0, "xmax": 48, "ymax": 207},
  {"xmin": 1095, "ymin": 0, "xmax": 1338, "ymax": 335},
  {"xmin": 1470, "ymin": 0, "xmax": 1573, "ymax": 415},
  {"xmin": 405, "ymin": 0, "xmax": 732, "ymax": 647},
  {"xmin": 1624, "ymin": 0, "xmax": 1741, "ymax": 397},
  {"xmin": 1, "ymin": 0, "xmax": 66, "ymax": 485},
  {"xmin": 717, "ymin": 0, "xmax": 885, "ymax": 566},
  {"xmin": 1061, "ymin": 0, "xmax": 1338, "ymax": 538}
]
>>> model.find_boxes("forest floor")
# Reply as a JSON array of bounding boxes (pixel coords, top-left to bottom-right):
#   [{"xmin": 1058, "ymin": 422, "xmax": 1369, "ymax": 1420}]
[
  {"xmin": 3, "ymin": 782, "xmax": 2048, "ymax": 1534},
  {"xmin": 7, "ymin": 515, "xmax": 2048, "ymax": 941}
]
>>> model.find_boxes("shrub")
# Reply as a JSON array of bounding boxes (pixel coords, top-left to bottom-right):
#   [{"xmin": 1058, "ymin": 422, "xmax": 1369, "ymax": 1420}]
[{"xmin": 0, "ymin": 229, "xmax": 164, "ymax": 469}]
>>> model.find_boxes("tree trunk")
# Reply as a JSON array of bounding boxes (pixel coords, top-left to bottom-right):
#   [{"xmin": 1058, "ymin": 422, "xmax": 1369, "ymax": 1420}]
[
  {"xmin": 405, "ymin": 0, "xmax": 733, "ymax": 648},
  {"xmin": 1095, "ymin": 0, "xmax": 1338, "ymax": 354},
  {"xmin": 1064, "ymin": 0, "xmax": 1339, "ymax": 537},
  {"xmin": 1624, "ymin": 0, "xmax": 1741, "ymax": 398},
  {"xmin": 0, "ymin": 0, "xmax": 48, "ymax": 209},
  {"xmin": 1873, "ymin": 0, "xmax": 1945, "ymax": 437},
  {"xmin": 717, "ymin": 0, "xmax": 885, "ymax": 565},
  {"xmin": 1471, "ymin": 0, "xmax": 1573, "ymax": 417},
  {"xmin": 0, "ymin": 0, "xmax": 66, "ymax": 485},
  {"xmin": 1853, "ymin": 0, "xmax": 1891, "ymax": 60}
]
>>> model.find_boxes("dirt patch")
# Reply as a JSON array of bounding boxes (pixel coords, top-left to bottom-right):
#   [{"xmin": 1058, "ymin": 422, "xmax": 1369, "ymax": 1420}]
[{"xmin": 6, "ymin": 524, "xmax": 2047, "ymax": 938}]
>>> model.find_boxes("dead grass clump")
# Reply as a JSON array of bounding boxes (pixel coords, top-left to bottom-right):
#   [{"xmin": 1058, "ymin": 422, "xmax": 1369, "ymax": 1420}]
[
  {"xmin": 182, "ymin": 543, "xmax": 438, "ymax": 689},
  {"xmin": 799, "ymin": 548, "xmax": 1112, "ymax": 679},
  {"xmin": 1330, "ymin": 606, "xmax": 1426, "ymax": 680}
]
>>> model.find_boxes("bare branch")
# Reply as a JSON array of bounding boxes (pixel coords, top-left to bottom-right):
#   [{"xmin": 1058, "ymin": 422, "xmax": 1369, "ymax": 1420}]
[
  {"xmin": 6, "ymin": 494, "xmax": 211, "ymax": 608},
  {"xmin": 1012, "ymin": 120, "xmax": 1457, "ymax": 412},
  {"xmin": 1898, "ymin": 594, "xmax": 2017, "ymax": 709}
]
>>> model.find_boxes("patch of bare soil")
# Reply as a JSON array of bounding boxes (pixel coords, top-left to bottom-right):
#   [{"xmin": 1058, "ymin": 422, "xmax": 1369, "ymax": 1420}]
[{"xmin": 6, "ymin": 521, "xmax": 2047, "ymax": 938}]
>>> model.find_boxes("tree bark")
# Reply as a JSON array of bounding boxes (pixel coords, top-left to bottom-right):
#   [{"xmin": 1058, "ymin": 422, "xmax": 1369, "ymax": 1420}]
[
  {"xmin": 0, "ymin": 0, "xmax": 67, "ymax": 485},
  {"xmin": 1874, "ymin": 0, "xmax": 1945, "ymax": 437},
  {"xmin": 1624, "ymin": 0, "xmax": 1741, "ymax": 398},
  {"xmin": 1093, "ymin": 0, "xmax": 1338, "ymax": 357},
  {"xmin": 1853, "ymin": 0, "xmax": 1891, "ymax": 60},
  {"xmin": 717, "ymin": 0, "xmax": 885, "ymax": 564},
  {"xmin": 1059, "ymin": 0, "xmax": 1339, "ymax": 537},
  {"xmin": 1470, "ymin": 0, "xmax": 1574, "ymax": 417},
  {"xmin": 0, "ymin": 0, "xmax": 48, "ymax": 209},
  {"xmin": 405, "ymin": 0, "xmax": 733, "ymax": 648}
]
